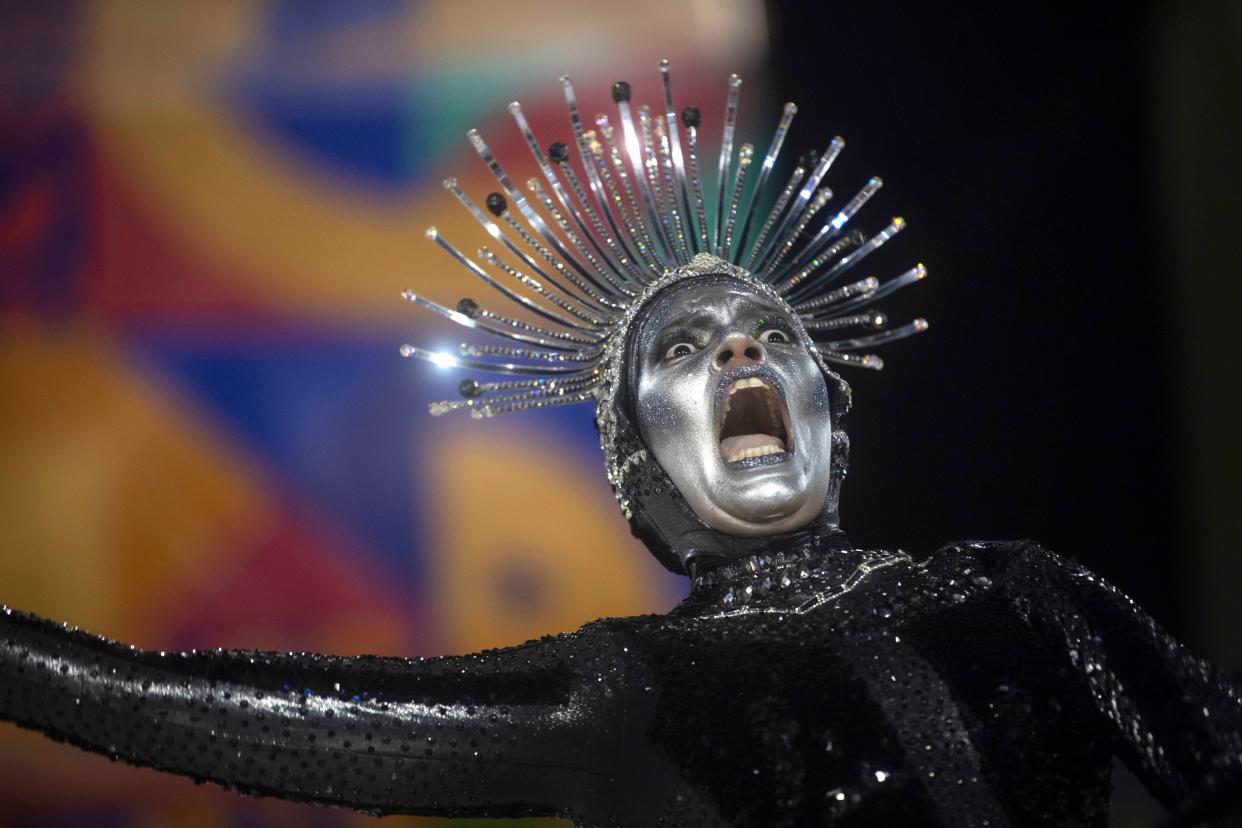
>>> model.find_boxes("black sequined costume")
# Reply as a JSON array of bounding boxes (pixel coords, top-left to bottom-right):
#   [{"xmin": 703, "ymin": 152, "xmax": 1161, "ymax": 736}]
[
  {"xmin": 3, "ymin": 535, "xmax": 1241, "ymax": 826},
  {"xmin": 3, "ymin": 250, "xmax": 1241, "ymax": 825}
]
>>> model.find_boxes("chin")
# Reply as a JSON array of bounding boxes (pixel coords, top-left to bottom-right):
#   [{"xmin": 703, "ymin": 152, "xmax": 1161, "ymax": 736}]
[{"xmin": 705, "ymin": 496, "xmax": 820, "ymax": 536}]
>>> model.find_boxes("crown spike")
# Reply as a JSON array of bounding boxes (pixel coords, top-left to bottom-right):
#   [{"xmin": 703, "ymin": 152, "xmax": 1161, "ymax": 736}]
[
  {"xmin": 802, "ymin": 310, "xmax": 888, "ymax": 332},
  {"xmin": 783, "ymin": 177, "xmax": 884, "ymax": 276},
  {"xmin": 722, "ymin": 144, "xmax": 755, "ymax": 262},
  {"xmin": 490, "ymin": 192, "xmax": 623, "ymax": 313},
  {"xmin": 477, "ymin": 247, "xmax": 608, "ymax": 327},
  {"xmin": 760, "ymin": 186, "xmax": 833, "ymax": 279},
  {"xmin": 562, "ymin": 78, "xmax": 653, "ymax": 273},
  {"xmin": 589, "ymin": 126, "xmax": 664, "ymax": 274},
  {"xmin": 468, "ymin": 130, "xmax": 623, "ymax": 301},
  {"xmin": 660, "ymin": 60, "xmax": 697, "ymax": 258},
  {"xmin": 616, "ymin": 93, "xmax": 677, "ymax": 265},
  {"xmin": 508, "ymin": 101, "xmax": 635, "ymax": 288},
  {"xmin": 549, "ymin": 145, "xmax": 643, "ymax": 280},
  {"xmin": 813, "ymin": 349, "xmax": 886, "ymax": 371},
  {"xmin": 405, "ymin": 65, "xmax": 929, "ymax": 422},
  {"xmin": 526, "ymin": 177, "xmax": 636, "ymax": 298},
  {"xmin": 744, "ymin": 164, "xmax": 805, "ymax": 271},
  {"xmin": 714, "ymin": 74, "xmax": 743, "ymax": 255},
  {"xmin": 428, "ymin": 230, "xmax": 594, "ymax": 333},
  {"xmin": 402, "ymin": 291, "xmax": 596, "ymax": 351},
  {"xmin": 787, "ymin": 217, "xmax": 906, "ymax": 301},
  {"xmin": 797, "ymin": 264, "xmax": 925, "ymax": 316},
  {"xmin": 653, "ymin": 114, "xmax": 692, "ymax": 263},
  {"xmin": 820, "ymin": 318, "xmax": 928, "ymax": 351},
  {"xmin": 737, "ymin": 102, "xmax": 797, "ymax": 262},
  {"xmin": 754, "ymin": 137, "xmax": 845, "ymax": 273},
  {"xmin": 402, "ymin": 344, "xmax": 592, "ymax": 376},
  {"xmin": 683, "ymin": 107, "xmax": 711, "ymax": 252},
  {"xmin": 469, "ymin": 389, "xmax": 598, "ymax": 419},
  {"xmin": 778, "ymin": 231, "xmax": 866, "ymax": 295}
]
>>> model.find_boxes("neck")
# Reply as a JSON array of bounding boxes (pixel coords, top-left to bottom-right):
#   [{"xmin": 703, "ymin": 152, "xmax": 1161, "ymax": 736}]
[
  {"xmin": 683, "ymin": 522, "xmax": 849, "ymax": 581},
  {"xmin": 682, "ymin": 531, "xmax": 911, "ymax": 614}
]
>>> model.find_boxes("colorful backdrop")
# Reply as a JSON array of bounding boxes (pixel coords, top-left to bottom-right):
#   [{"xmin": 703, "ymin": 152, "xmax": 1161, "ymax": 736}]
[{"xmin": 0, "ymin": 2, "xmax": 768, "ymax": 824}]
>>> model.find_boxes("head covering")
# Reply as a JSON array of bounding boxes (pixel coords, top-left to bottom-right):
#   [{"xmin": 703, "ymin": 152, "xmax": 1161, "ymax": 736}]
[
  {"xmin": 598, "ymin": 256, "xmax": 853, "ymax": 573},
  {"xmin": 399, "ymin": 63, "xmax": 929, "ymax": 572}
]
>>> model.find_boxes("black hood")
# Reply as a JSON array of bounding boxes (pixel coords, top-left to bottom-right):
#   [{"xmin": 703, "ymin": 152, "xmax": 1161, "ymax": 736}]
[{"xmin": 596, "ymin": 274, "xmax": 854, "ymax": 576}]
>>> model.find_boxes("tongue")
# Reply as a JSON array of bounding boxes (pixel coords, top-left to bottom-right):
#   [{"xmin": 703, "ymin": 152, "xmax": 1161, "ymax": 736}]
[{"xmin": 719, "ymin": 433, "xmax": 785, "ymax": 460}]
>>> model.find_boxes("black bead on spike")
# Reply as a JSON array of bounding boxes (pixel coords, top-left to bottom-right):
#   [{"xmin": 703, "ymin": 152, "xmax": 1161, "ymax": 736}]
[
  {"xmin": 548, "ymin": 142, "xmax": 570, "ymax": 164},
  {"xmin": 611, "ymin": 81, "xmax": 632, "ymax": 103},
  {"xmin": 458, "ymin": 379, "xmax": 481, "ymax": 399},
  {"xmin": 456, "ymin": 297, "xmax": 479, "ymax": 318},
  {"xmin": 485, "ymin": 192, "xmax": 507, "ymax": 217},
  {"xmin": 680, "ymin": 106, "xmax": 701, "ymax": 128}
]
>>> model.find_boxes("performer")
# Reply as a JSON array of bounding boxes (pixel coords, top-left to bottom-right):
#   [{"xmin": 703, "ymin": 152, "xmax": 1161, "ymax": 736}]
[{"xmin": 2, "ymin": 63, "xmax": 1239, "ymax": 827}]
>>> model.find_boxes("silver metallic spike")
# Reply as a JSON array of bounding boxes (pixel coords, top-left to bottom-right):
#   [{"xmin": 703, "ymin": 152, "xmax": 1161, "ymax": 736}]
[
  {"xmin": 459, "ymin": 342, "xmax": 601, "ymax": 364},
  {"xmin": 561, "ymin": 77, "xmax": 651, "ymax": 274},
  {"xmin": 714, "ymin": 74, "xmax": 742, "ymax": 254},
  {"xmin": 617, "ymin": 95, "xmax": 675, "ymax": 264},
  {"xmin": 744, "ymin": 164, "xmax": 804, "ymax": 271},
  {"xmin": 802, "ymin": 310, "xmax": 888, "ymax": 332},
  {"xmin": 755, "ymin": 136, "xmax": 844, "ymax": 272},
  {"xmin": 793, "ymin": 275, "xmax": 879, "ymax": 313},
  {"xmin": 470, "ymin": 389, "xmax": 598, "ymax": 419},
  {"xmin": 526, "ymin": 177, "xmax": 635, "ymax": 297},
  {"xmin": 401, "ymin": 344, "xmax": 591, "ymax": 376},
  {"xmin": 401, "ymin": 291, "xmax": 594, "ymax": 350},
  {"xmin": 784, "ymin": 176, "xmax": 884, "ymax": 276},
  {"xmin": 820, "ymin": 318, "xmax": 928, "ymax": 351},
  {"xmin": 760, "ymin": 186, "xmax": 832, "ymax": 278},
  {"xmin": 685, "ymin": 122, "xmax": 711, "ymax": 251},
  {"xmin": 477, "ymin": 247, "xmax": 606, "ymax": 327},
  {"xmin": 507, "ymin": 101, "xmax": 634, "ymax": 288},
  {"xmin": 659, "ymin": 59, "xmax": 697, "ymax": 257},
  {"xmin": 800, "ymin": 263, "xmax": 926, "ymax": 316},
  {"xmin": 722, "ymin": 144, "xmax": 754, "ymax": 262},
  {"xmin": 426, "ymin": 227, "xmax": 593, "ymax": 333},
  {"xmin": 779, "ymin": 231, "xmax": 867, "ymax": 296},
  {"xmin": 788, "ymin": 217, "xmax": 906, "ymax": 301},
  {"xmin": 812, "ymin": 348, "xmax": 885, "ymax": 371},
  {"xmin": 736, "ymin": 102, "xmax": 797, "ymax": 259}
]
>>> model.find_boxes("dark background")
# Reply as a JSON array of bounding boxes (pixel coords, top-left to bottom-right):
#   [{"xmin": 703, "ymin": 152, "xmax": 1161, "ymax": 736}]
[{"xmin": 768, "ymin": 0, "xmax": 1242, "ymax": 668}]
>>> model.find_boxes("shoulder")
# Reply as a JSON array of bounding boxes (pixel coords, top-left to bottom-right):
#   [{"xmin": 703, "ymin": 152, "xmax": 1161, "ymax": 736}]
[{"xmin": 917, "ymin": 538, "xmax": 1083, "ymax": 587}]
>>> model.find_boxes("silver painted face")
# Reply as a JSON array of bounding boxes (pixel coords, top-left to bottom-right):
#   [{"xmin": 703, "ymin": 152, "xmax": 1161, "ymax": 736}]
[{"xmin": 634, "ymin": 276, "xmax": 833, "ymax": 536}]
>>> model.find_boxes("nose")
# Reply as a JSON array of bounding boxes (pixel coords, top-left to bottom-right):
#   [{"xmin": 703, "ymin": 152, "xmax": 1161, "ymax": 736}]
[{"xmin": 713, "ymin": 332, "xmax": 766, "ymax": 371}]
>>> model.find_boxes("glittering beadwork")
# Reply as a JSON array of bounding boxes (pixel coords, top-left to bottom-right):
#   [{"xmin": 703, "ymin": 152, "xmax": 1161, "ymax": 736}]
[
  {"xmin": 5, "ymin": 540, "xmax": 1241, "ymax": 825},
  {"xmin": 401, "ymin": 61, "xmax": 928, "ymax": 429}
]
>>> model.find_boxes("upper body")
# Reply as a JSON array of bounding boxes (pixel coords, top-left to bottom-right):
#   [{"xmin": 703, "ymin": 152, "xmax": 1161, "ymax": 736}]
[{"xmin": 5, "ymin": 537, "xmax": 1240, "ymax": 827}]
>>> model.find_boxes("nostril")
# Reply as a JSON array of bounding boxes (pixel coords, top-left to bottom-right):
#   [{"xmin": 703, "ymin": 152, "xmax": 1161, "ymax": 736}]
[
  {"xmin": 716, "ymin": 348, "xmax": 733, "ymax": 368},
  {"xmin": 744, "ymin": 345, "xmax": 762, "ymax": 361}
]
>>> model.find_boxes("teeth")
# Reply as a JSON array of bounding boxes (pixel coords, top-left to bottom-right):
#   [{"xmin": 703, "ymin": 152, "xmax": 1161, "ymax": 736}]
[
  {"xmin": 727, "ymin": 444, "xmax": 785, "ymax": 462},
  {"xmin": 725, "ymin": 376, "xmax": 772, "ymax": 396}
]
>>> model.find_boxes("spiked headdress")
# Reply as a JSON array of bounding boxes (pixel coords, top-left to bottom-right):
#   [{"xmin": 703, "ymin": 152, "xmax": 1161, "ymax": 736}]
[{"xmin": 401, "ymin": 61, "xmax": 928, "ymax": 550}]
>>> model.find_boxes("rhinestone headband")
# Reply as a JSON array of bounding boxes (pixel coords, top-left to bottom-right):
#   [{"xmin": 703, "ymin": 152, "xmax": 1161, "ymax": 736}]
[{"xmin": 400, "ymin": 61, "xmax": 928, "ymax": 422}]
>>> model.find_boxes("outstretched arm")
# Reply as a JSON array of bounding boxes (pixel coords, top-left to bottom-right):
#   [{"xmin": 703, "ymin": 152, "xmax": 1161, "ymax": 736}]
[
  {"xmin": 991, "ymin": 542, "xmax": 1242, "ymax": 825},
  {"xmin": 0, "ymin": 606, "xmax": 621, "ymax": 820}
]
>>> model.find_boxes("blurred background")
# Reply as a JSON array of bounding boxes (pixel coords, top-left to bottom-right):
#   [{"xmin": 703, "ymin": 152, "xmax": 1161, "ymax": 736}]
[{"xmin": 0, "ymin": 1, "xmax": 1237, "ymax": 826}]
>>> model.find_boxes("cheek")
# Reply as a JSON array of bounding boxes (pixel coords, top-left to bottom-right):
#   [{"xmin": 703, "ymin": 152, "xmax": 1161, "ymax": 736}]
[
  {"xmin": 638, "ymin": 366, "xmax": 713, "ymax": 432},
  {"xmin": 811, "ymin": 372, "xmax": 831, "ymax": 412}
]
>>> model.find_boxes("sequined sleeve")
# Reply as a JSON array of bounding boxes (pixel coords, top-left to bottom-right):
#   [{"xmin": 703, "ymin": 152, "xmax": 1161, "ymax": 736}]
[
  {"xmin": 991, "ymin": 541, "xmax": 1242, "ymax": 823},
  {"xmin": 0, "ymin": 606, "xmax": 622, "ymax": 820}
]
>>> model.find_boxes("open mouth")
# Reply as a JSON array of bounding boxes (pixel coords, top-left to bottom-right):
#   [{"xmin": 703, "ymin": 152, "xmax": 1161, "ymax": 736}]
[{"xmin": 717, "ymin": 376, "xmax": 793, "ymax": 464}]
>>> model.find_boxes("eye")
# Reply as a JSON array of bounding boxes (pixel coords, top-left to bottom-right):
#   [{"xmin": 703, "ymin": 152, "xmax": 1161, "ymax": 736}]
[
  {"xmin": 663, "ymin": 342, "xmax": 698, "ymax": 361},
  {"xmin": 758, "ymin": 328, "xmax": 790, "ymax": 344}
]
